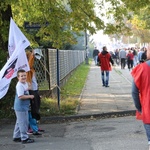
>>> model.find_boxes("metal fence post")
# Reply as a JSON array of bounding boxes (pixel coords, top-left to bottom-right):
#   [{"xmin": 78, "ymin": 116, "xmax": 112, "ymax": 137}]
[
  {"xmin": 85, "ymin": 29, "xmax": 89, "ymax": 64},
  {"xmin": 56, "ymin": 49, "xmax": 60, "ymax": 109}
]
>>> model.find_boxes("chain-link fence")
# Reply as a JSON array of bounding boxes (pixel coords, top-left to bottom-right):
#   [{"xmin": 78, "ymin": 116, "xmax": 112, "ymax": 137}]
[{"xmin": 34, "ymin": 49, "xmax": 86, "ymax": 92}]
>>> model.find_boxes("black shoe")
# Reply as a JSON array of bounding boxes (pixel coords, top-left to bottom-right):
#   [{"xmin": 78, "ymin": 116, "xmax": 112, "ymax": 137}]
[
  {"xmin": 13, "ymin": 138, "xmax": 21, "ymax": 142},
  {"xmin": 38, "ymin": 129, "xmax": 45, "ymax": 132},
  {"xmin": 33, "ymin": 132, "xmax": 42, "ymax": 135},
  {"xmin": 105, "ymin": 85, "xmax": 109, "ymax": 87},
  {"xmin": 22, "ymin": 138, "xmax": 34, "ymax": 144},
  {"xmin": 102, "ymin": 85, "xmax": 105, "ymax": 87}
]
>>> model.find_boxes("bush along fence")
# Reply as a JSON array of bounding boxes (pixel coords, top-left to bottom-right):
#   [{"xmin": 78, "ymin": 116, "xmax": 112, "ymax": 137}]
[{"xmin": 34, "ymin": 49, "xmax": 86, "ymax": 97}]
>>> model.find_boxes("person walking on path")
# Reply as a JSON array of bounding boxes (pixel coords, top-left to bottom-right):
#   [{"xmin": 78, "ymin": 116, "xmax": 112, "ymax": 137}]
[
  {"xmin": 93, "ymin": 47, "xmax": 99, "ymax": 65},
  {"xmin": 119, "ymin": 48, "xmax": 127, "ymax": 69},
  {"xmin": 131, "ymin": 44, "xmax": 150, "ymax": 150},
  {"xmin": 114, "ymin": 49, "xmax": 119, "ymax": 65},
  {"xmin": 126, "ymin": 50, "xmax": 134, "ymax": 71},
  {"xmin": 132, "ymin": 48, "xmax": 138, "ymax": 67},
  {"xmin": 138, "ymin": 47, "xmax": 144, "ymax": 63},
  {"xmin": 141, "ymin": 48, "xmax": 147, "ymax": 63},
  {"xmin": 97, "ymin": 46, "xmax": 114, "ymax": 87},
  {"xmin": 13, "ymin": 69, "xmax": 35, "ymax": 144}
]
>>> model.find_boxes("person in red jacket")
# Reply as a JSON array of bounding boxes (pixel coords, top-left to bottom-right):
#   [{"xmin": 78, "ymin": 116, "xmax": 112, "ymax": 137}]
[
  {"xmin": 126, "ymin": 50, "xmax": 134, "ymax": 71},
  {"xmin": 97, "ymin": 46, "xmax": 114, "ymax": 87},
  {"xmin": 131, "ymin": 44, "xmax": 150, "ymax": 149}
]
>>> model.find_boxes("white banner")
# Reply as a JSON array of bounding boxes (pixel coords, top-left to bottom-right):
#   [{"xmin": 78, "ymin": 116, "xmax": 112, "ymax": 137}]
[
  {"xmin": 0, "ymin": 18, "xmax": 30, "ymax": 99},
  {"xmin": 8, "ymin": 18, "xmax": 30, "ymax": 56}
]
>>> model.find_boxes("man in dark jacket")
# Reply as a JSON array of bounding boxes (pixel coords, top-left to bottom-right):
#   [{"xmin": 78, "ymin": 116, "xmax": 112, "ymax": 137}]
[{"xmin": 93, "ymin": 47, "xmax": 99, "ymax": 65}]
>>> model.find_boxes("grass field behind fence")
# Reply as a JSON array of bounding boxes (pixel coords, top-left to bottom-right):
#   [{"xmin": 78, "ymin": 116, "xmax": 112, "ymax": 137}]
[{"xmin": 40, "ymin": 61, "xmax": 91, "ymax": 116}]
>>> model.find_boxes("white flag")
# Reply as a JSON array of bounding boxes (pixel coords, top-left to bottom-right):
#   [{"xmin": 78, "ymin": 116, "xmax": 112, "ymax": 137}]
[
  {"xmin": 0, "ymin": 18, "xmax": 30, "ymax": 99},
  {"xmin": 8, "ymin": 18, "xmax": 30, "ymax": 56}
]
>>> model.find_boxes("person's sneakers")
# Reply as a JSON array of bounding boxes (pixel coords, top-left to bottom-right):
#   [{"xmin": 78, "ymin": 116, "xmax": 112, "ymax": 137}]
[
  {"xmin": 22, "ymin": 138, "xmax": 34, "ymax": 144},
  {"xmin": 38, "ymin": 129, "xmax": 45, "ymax": 132},
  {"xmin": 105, "ymin": 85, "xmax": 109, "ymax": 87},
  {"xmin": 27, "ymin": 129, "xmax": 33, "ymax": 135},
  {"xmin": 33, "ymin": 132, "xmax": 42, "ymax": 135},
  {"xmin": 13, "ymin": 138, "xmax": 21, "ymax": 142}
]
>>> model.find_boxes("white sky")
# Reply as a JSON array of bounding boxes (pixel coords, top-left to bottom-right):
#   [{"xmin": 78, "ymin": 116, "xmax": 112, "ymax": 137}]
[
  {"xmin": 90, "ymin": 0, "xmax": 113, "ymax": 51},
  {"xmin": 90, "ymin": 31, "xmax": 111, "ymax": 51}
]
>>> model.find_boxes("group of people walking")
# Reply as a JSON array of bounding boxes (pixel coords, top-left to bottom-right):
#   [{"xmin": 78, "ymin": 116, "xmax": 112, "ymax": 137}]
[
  {"xmin": 93, "ymin": 46, "xmax": 147, "ymax": 88},
  {"xmin": 93, "ymin": 45, "xmax": 150, "ymax": 150},
  {"xmin": 93, "ymin": 46, "xmax": 147, "ymax": 69},
  {"xmin": 118, "ymin": 47, "xmax": 147, "ymax": 70}
]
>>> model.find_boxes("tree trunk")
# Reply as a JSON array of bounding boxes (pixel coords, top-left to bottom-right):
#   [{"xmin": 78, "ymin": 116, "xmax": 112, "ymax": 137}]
[{"xmin": 0, "ymin": 4, "xmax": 12, "ymax": 51}]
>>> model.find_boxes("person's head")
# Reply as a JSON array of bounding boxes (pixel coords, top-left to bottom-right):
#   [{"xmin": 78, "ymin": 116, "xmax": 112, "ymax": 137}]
[
  {"xmin": 103, "ymin": 46, "xmax": 107, "ymax": 51},
  {"xmin": 141, "ymin": 47, "xmax": 145, "ymax": 51},
  {"xmin": 17, "ymin": 69, "xmax": 27, "ymax": 83}
]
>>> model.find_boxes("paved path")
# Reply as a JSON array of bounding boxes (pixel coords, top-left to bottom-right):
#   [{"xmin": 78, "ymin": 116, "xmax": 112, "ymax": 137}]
[
  {"xmin": 0, "ymin": 61, "xmax": 148, "ymax": 150},
  {"xmin": 78, "ymin": 61, "xmax": 135, "ymax": 115}
]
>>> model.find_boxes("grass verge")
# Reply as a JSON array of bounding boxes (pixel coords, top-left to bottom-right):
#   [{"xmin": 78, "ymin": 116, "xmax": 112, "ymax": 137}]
[{"xmin": 40, "ymin": 61, "xmax": 91, "ymax": 116}]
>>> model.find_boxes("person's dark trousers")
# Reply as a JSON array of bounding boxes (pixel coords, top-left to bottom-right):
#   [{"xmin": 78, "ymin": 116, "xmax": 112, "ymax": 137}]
[
  {"xmin": 121, "ymin": 58, "xmax": 126, "ymax": 69},
  {"xmin": 29, "ymin": 90, "xmax": 41, "ymax": 120},
  {"xmin": 127, "ymin": 60, "xmax": 133, "ymax": 70}
]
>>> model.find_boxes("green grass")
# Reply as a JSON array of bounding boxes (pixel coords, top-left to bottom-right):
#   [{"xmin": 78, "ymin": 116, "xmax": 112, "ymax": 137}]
[
  {"xmin": 61, "ymin": 63, "xmax": 90, "ymax": 98},
  {"xmin": 40, "ymin": 60, "xmax": 91, "ymax": 116},
  {"xmin": 40, "ymin": 97, "xmax": 79, "ymax": 116},
  {"xmin": 38, "ymin": 80, "xmax": 49, "ymax": 90}
]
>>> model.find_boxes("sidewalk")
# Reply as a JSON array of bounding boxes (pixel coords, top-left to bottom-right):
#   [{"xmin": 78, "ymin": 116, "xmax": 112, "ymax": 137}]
[
  {"xmin": 0, "ymin": 61, "xmax": 148, "ymax": 150},
  {"xmin": 78, "ymin": 61, "xmax": 135, "ymax": 115}
]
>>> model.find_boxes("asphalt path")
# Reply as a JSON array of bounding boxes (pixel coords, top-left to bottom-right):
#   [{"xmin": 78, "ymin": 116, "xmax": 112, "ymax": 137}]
[{"xmin": 0, "ymin": 61, "xmax": 148, "ymax": 150}]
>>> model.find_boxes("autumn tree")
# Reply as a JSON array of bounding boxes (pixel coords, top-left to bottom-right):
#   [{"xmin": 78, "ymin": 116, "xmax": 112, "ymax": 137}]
[
  {"xmin": 10, "ymin": 0, "xmax": 105, "ymax": 49},
  {"xmin": 116, "ymin": 0, "xmax": 150, "ymax": 44},
  {"xmin": 0, "ymin": 1, "xmax": 12, "ymax": 70},
  {"xmin": 0, "ymin": 2, "xmax": 12, "ymax": 49},
  {"xmin": 1, "ymin": 0, "xmax": 150, "ymax": 51}
]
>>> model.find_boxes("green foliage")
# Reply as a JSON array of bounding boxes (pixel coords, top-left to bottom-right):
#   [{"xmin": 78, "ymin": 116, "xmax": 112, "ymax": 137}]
[
  {"xmin": 121, "ymin": 0, "xmax": 150, "ymax": 31},
  {"xmin": 0, "ymin": 50, "xmax": 7, "ymax": 68},
  {"xmin": 122, "ymin": 0, "xmax": 150, "ymax": 12},
  {"xmin": 0, "ymin": 78, "xmax": 17, "ymax": 119},
  {"xmin": 1, "ymin": 0, "xmax": 150, "ymax": 50},
  {"xmin": 2, "ymin": 0, "xmax": 149, "ymax": 50},
  {"xmin": 0, "ymin": 2, "xmax": 12, "ymax": 50},
  {"xmin": 10, "ymin": 0, "xmax": 104, "ymax": 49}
]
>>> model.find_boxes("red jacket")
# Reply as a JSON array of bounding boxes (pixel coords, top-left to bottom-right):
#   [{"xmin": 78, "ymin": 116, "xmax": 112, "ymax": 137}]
[
  {"xmin": 127, "ymin": 53, "xmax": 134, "ymax": 60},
  {"xmin": 98, "ymin": 51, "xmax": 113, "ymax": 71},
  {"xmin": 131, "ymin": 63, "xmax": 150, "ymax": 123}
]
